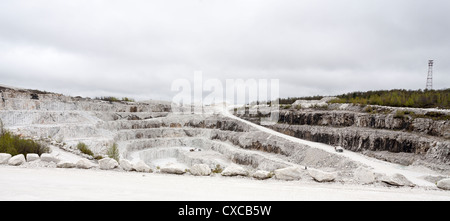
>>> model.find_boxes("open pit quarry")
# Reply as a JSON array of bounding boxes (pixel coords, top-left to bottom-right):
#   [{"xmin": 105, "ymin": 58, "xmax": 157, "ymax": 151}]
[{"xmin": 1, "ymin": 86, "xmax": 450, "ymax": 200}]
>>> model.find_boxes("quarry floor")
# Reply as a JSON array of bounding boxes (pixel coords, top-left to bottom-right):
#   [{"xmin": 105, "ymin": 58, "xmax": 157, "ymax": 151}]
[{"xmin": 1, "ymin": 166, "xmax": 449, "ymax": 201}]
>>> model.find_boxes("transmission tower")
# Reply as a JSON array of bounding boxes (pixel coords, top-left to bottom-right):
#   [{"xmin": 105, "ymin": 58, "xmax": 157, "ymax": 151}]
[{"xmin": 426, "ymin": 60, "xmax": 433, "ymax": 90}]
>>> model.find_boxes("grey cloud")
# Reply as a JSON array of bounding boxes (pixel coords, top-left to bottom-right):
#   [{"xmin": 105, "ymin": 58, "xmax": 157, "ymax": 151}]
[{"xmin": 0, "ymin": 0, "xmax": 449, "ymax": 101}]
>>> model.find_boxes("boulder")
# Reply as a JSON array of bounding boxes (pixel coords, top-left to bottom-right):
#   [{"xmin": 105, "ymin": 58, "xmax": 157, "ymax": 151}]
[
  {"xmin": 76, "ymin": 158, "xmax": 94, "ymax": 169},
  {"xmin": 353, "ymin": 167, "xmax": 376, "ymax": 184},
  {"xmin": 8, "ymin": 154, "xmax": 26, "ymax": 166},
  {"xmin": 307, "ymin": 168, "xmax": 337, "ymax": 182},
  {"xmin": 57, "ymin": 161, "xmax": 76, "ymax": 168},
  {"xmin": 0, "ymin": 153, "xmax": 12, "ymax": 164},
  {"xmin": 26, "ymin": 153, "xmax": 40, "ymax": 162},
  {"xmin": 133, "ymin": 160, "xmax": 152, "ymax": 173},
  {"xmin": 119, "ymin": 159, "xmax": 134, "ymax": 171},
  {"xmin": 274, "ymin": 166, "xmax": 303, "ymax": 181},
  {"xmin": 221, "ymin": 165, "xmax": 248, "ymax": 177},
  {"xmin": 40, "ymin": 153, "xmax": 60, "ymax": 163},
  {"xmin": 160, "ymin": 163, "xmax": 186, "ymax": 174},
  {"xmin": 190, "ymin": 164, "xmax": 211, "ymax": 176},
  {"xmin": 99, "ymin": 158, "xmax": 119, "ymax": 170},
  {"xmin": 437, "ymin": 178, "xmax": 450, "ymax": 190},
  {"xmin": 380, "ymin": 173, "xmax": 415, "ymax": 187},
  {"xmin": 252, "ymin": 170, "xmax": 272, "ymax": 180}
]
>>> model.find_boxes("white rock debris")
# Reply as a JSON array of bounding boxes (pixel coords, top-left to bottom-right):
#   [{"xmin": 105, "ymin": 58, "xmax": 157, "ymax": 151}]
[
  {"xmin": 8, "ymin": 154, "xmax": 25, "ymax": 166},
  {"xmin": 0, "ymin": 153, "xmax": 12, "ymax": 164},
  {"xmin": 307, "ymin": 168, "xmax": 337, "ymax": 182},
  {"xmin": 26, "ymin": 153, "xmax": 39, "ymax": 162},
  {"xmin": 76, "ymin": 158, "xmax": 95, "ymax": 169},
  {"xmin": 133, "ymin": 160, "xmax": 152, "ymax": 173},
  {"xmin": 274, "ymin": 166, "xmax": 303, "ymax": 181},
  {"xmin": 252, "ymin": 170, "xmax": 272, "ymax": 180},
  {"xmin": 99, "ymin": 158, "xmax": 119, "ymax": 170},
  {"xmin": 189, "ymin": 164, "xmax": 211, "ymax": 176},
  {"xmin": 160, "ymin": 163, "xmax": 186, "ymax": 175},
  {"xmin": 221, "ymin": 164, "xmax": 248, "ymax": 177},
  {"xmin": 437, "ymin": 178, "xmax": 450, "ymax": 190},
  {"xmin": 119, "ymin": 159, "xmax": 134, "ymax": 171}
]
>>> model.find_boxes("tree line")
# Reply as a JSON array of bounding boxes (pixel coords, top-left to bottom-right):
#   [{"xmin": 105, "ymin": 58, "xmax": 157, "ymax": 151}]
[{"xmin": 279, "ymin": 89, "xmax": 449, "ymax": 109}]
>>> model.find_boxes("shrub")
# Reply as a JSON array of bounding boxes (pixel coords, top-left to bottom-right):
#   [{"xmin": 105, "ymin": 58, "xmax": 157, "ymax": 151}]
[
  {"xmin": 121, "ymin": 97, "xmax": 135, "ymax": 102},
  {"xmin": 0, "ymin": 130, "xmax": 49, "ymax": 156},
  {"xmin": 211, "ymin": 164, "xmax": 223, "ymax": 173},
  {"xmin": 95, "ymin": 96, "xmax": 119, "ymax": 102},
  {"xmin": 130, "ymin": 106, "xmax": 138, "ymax": 112},
  {"xmin": 95, "ymin": 96, "xmax": 136, "ymax": 103},
  {"xmin": 394, "ymin": 110, "xmax": 407, "ymax": 119},
  {"xmin": 364, "ymin": 105, "xmax": 374, "ymax": 113},
  {"xmin": 77, "ymin": 142, "xmax": 94, "ymax": 157},
  {"xmin": 281, "ymin": 104, "xmax": 291, "ymax": 109},
  {"xmin": 0, "ymin": 119, "xmax": 4, "ymax": 135},
  {"xmin": 424, "ymin": 111, "xmax": 450, "ymax": 121},
  {"xmin": 107, "ymin": 143, "xmax": 120, "ymax": 162},
  {"xmin": 311, "ymin": 104, "xmax": 329, "ymax": 110}
]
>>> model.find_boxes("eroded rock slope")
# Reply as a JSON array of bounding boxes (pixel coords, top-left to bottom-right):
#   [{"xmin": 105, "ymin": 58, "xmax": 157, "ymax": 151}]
[{"xmin": 235, "ymin": 104, "xmax": 450, "ymax": 170}]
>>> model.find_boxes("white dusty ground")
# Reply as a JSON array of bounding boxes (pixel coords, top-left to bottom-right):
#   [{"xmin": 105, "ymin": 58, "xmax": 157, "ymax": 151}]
[{"xmin": 1, "ymin": 166, "xmax": 450, "ymax": 201}]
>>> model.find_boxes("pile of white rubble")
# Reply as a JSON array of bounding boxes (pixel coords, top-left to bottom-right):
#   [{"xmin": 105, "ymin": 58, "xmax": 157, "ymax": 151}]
[{"xmin": 0, "ymin": 151, "xmax": 356, "ymax": 184}]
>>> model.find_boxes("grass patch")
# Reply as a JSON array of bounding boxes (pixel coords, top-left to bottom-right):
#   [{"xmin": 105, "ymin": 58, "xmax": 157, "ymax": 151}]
[
  {"xmin": 77, "ymin": 142, "xmax": 94, "ymax": 157},
  {"xmin": 107, "ymin": 143, "xmax": 119, "ymax": 162}
]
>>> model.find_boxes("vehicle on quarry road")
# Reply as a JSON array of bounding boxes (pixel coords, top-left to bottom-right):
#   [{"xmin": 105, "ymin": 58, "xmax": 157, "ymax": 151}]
[{"xmin": 335, "ymin": 146, "xmax": 344, "ymax": 153}]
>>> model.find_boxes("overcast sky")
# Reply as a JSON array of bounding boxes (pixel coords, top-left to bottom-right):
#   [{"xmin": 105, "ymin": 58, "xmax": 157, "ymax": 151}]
[{"xmin": 0, "ymin": 0, "xmax": 449, "ymax": 101}]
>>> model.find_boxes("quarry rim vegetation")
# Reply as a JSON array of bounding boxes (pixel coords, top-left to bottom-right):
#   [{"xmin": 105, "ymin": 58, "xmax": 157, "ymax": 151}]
[{"xmin": 279, "ymin": 89, "xmax": 450, "ymax": 109}]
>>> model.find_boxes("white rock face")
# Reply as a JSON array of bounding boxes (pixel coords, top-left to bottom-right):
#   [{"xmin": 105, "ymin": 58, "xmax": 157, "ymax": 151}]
[
  {"xmin": 76, "ymin": 158, "xmax": 94, "ymax": 169},
  {"xmin": 274, "ymin": 166, "xmax": 303, "ymax": 180},
  {"xmin": 190, "ymin": 164, "xmax": 211, "ymax": 176},
  {"xmin": 119, "ymin": 159, "xmax": 134, "ymax": 171},
  {"xmin": 8, "ymin": 154, "xmax": 26, "ymax": 166},
  {"xmin": 437, "ymin": 178, "xmax": 450, "ymax": 190},
  {"xmin": 307, "ymin": 168, "xmax": 337, "ymax": 182},
  {"xmin": 221, "ymin": 164, "xmax": 248, "ymax": 176},
  {"xmin": 353, "ymin": 167, "xmax": 376, "ymax": 184},
  {"xmin": 26, "ymin": 153, "xmax": 40, "ymax": 162},
  {"xmin": 160, "ymin": 163, "xmax": 186, "ymax": 174},
  {"xmin": 133, "ymin": 160, "xmax": 152, "ymax": 173},
  {"xmin": 0, "ymin": 153, "xmax": 12, "ymax": 164},
  {"xmin": 40, "ymin": 153, "xmax": 60, "ymax": 163},
  {"xmin": 252, "ymin": 170, "xmax": 272, "ymax": 180},
  {"xmin": 99, "ymin": 158, "xmax": 119, "ymax": 170},
  {"xmin": 292, "ymin": 97, "xmax": 337, "ymax": 108},
  {"xmin": 57, "ymin": 161, "xmax": 76, "ymax": 168}
]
